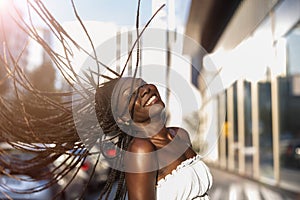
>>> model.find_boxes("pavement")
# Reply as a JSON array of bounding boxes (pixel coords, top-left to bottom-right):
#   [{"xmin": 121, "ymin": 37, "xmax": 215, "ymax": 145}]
[
  {"xmin": 209, "ymin": 166, "xmax": 300, "ymax": 200},
  {"xmin": 84, "ymin": 166, "xmax": 300, "ymax": 200}
]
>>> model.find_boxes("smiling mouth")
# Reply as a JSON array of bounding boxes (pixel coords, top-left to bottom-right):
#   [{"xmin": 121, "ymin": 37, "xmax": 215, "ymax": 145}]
[{"xmin": 145, "ymin": 95, "xmax": 158, "ymax": 106}]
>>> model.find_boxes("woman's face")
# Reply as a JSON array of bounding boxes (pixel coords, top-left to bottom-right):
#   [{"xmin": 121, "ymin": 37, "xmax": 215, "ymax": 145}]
[
  {"xmin": 128, "ymin": 82, "xmax": 165, "ymax": 124},
  {"xmin": 112, "ymin": 78, "xmax": 165, "ymax": 125}
]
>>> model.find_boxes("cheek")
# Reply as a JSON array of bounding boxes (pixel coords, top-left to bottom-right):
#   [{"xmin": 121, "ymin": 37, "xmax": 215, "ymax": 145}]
[
  {"xmin": 132, "ymin": 107, "xmax": 149, "ymax": 122},
  {"xmin": 128, "ymin": 100, "xmax": 136, "ymax": 117}
]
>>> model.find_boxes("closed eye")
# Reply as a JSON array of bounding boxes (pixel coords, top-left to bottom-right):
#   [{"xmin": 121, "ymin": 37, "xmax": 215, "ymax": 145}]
[{"xmin": 129, "ymin": 86, "xmax": 143, "ymax": 120}]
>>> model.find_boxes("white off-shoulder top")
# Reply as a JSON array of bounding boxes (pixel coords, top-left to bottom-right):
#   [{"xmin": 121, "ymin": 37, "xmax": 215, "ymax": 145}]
[{"xmin": 156, "ymin": 155, "xmax": 213, "ymax": 200}]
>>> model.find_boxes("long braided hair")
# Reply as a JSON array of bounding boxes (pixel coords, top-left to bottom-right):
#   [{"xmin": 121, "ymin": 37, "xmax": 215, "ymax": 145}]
[
  {"xmin": 95, "ymin": 78, "xmax": 134, "ymax": 200},
  {"xmin": 93, "ymin": 1, "xmax": 166, "ymax": 197},
  {"xmin": 0, "ymin": 0, "xmax": 165, "ymax": 199}
]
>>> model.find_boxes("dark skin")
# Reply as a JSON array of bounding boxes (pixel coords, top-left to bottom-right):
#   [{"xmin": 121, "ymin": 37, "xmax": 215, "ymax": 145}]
[{"xmin": 119, "ymin": 80, "xmax": 197, "ymax": 200}]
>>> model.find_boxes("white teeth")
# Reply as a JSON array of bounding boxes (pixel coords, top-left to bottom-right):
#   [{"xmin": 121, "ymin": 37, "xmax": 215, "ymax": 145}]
[{"xmin": 146, "ymin": 95, "xmax": 156, "ymax": 106}]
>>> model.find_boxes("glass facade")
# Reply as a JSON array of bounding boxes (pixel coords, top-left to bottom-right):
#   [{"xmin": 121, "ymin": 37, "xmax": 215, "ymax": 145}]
[
  {"xmin": 258, "ymin": 81, "xmax": 274, "ymax": 180},
  {"xmin": 244, "ymin": 81, "xmax": 253, "ymax": 176},
  {"xmin": 279, "ymin": 23, "xmax": 300, "ymax": 190},
  {"xmin": 209, "ymin": 0, "xmax": 300, "ymax": 193}
]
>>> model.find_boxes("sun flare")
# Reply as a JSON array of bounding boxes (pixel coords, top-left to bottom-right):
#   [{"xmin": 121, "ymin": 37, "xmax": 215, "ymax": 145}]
[{"xmin": 0, "ymin": 0, "xmax": 7, "ymax": 8}]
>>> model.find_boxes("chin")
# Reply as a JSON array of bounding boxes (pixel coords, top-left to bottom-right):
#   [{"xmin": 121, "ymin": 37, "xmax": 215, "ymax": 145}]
[{"xmin": 149, "ymin": 104, "xmax": 166, "ymax": 122}]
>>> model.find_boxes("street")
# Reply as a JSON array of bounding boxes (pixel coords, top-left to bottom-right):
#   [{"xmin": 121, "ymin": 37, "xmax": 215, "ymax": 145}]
[
  {"xmin": 209, "ymin": 167, "xmax": 300, "ymax": 200},
  {"xmin": 83, "ymin": 166, "xmax": 300, "ymax": 200}
]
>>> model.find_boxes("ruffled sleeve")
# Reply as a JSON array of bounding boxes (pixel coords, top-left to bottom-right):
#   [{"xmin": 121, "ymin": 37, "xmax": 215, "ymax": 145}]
[{"xmin": 156, "ymin": 155, "xmax": 212, "ymax": 200}]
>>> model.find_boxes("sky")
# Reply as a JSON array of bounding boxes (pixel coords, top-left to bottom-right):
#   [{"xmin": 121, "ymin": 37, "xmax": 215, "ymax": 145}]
[
  {"xmin": 6, "ymin": 0, "xmax": 192, "ymax": 73},
  {"xmin": 38, "ymin": 0, "xmax": 153, "ymax": 26},
  {"xmin": 9, "ymin": 0, "xmax": 197, "ymax": 129},
  {"xmin": 11, "ymin": 0, "xmax": 191, "ymax": 28}
]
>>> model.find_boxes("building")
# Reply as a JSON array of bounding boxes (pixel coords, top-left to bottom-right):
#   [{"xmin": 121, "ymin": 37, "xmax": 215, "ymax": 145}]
[
  {"xmin": 0, "ymin": 3, "xmax": 28, "ymax": 95},
  {"xmin": 184, "ymin": 0, "xmax": 300, "ymax": 193}
]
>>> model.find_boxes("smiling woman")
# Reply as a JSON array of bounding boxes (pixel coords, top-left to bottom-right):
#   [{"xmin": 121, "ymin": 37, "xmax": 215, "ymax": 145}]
[
  {"xmin": 94, "ymin": 77, "xmax": 212, "ymax": 200},
  {"xmin": 0, "ymin": 0, "xmax": 211, "ymax": 199}
]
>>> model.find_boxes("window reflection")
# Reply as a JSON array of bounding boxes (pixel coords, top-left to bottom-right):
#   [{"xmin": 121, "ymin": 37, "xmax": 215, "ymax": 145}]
[
  {"xmin": 233, "ymin": 82, "xmax": 239, "ymax": 171},
  {"xmin": 258, "ymin": 81, "xmax": 274, "ymax": 179},
  {"xmin": 244, "ymin": 81, "xmax": 253, "ymax": 177},
  {"xmin": 279, "ymin": 22, "xmax": 300, "ymax": 188}
]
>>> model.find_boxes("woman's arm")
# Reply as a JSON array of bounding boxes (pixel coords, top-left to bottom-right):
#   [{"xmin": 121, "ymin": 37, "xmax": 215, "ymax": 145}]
[{"xmin": 124, "ymin": 138, "xmax": 158, "ymax": 200}]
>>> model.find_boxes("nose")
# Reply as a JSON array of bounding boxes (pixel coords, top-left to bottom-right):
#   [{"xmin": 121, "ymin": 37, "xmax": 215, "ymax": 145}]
[{"xmin": 139, "ymin": 84, "xmax": 150, "ymax": 98}]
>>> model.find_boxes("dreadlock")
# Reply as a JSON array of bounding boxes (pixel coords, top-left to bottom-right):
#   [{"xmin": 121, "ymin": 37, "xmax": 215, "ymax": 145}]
[
  {"xmin": 0, "ymin": 0, "xmax": 166, "ymax": 199},
  {"xmin": 95, "ymin": 78, "xmax": 133, "ymax": 200}
]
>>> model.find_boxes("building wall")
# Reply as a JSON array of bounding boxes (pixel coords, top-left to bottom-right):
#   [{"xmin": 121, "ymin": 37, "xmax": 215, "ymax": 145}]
[{"xmin": 201, "ymin": 0, "xmax": 300, "ymax": 193}]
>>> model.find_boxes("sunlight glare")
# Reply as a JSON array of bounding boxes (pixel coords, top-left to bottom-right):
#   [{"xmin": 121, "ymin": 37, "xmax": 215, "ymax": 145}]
[{"xmin": 0, "ymin": 0, "xmax": 8, "ymax": 9}]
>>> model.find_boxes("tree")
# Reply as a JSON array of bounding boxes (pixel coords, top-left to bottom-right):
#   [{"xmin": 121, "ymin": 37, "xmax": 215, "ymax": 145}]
[
  {"xmin": 23, "ymin": 60, "xmax": 59, "ymax": 119},
  {"xmin": 29, "ymin": 60, "xmax": 56, "ymax": 92}
]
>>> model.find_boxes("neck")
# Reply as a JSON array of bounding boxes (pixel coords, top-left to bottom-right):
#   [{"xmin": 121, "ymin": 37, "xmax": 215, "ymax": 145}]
[{"xmin": 132, "ymin": 118, "xmax": 169, "ymax": 139}]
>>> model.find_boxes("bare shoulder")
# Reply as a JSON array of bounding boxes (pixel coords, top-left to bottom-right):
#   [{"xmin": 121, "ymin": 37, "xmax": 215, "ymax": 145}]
[
  {"xmin": 128, "ymin": 138, "xmax": 156, "ymax": 153},
  {"xmin": 125, "ymin": 138, "xmax": 158, "ymax": 173},
  {"xmin": 169, "ymin": 127, "xmax": 192, "ymax": 145}
]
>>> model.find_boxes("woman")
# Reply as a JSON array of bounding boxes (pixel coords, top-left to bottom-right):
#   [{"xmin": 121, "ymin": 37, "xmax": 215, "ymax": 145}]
[{"xmin": 95, "ymin": 77, "xmax": 212, "ymax": 200}]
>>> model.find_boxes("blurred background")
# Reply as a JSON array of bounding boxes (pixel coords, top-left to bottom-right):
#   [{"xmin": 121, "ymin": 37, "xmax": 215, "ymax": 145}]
[{"xmin": 0, "ymin": 0, "xmax": 300, "ymax": 199}]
